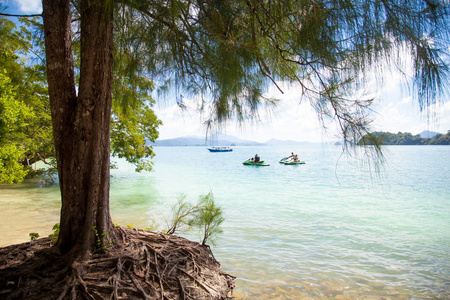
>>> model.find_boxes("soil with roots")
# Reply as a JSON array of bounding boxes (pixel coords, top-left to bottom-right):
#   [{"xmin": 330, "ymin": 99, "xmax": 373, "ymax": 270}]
[{"xmin": 0, "ymin": 227, "xmax": 235, "ymax": 299}]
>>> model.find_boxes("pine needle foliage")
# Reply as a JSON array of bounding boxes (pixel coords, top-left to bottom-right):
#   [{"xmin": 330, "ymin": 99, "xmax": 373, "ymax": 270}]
[
  {"xmin": 190, "ymin": 192, "xmax": 225, "ymax": 246},
  {"xmin": 116, "ymin": 0, "xmax": 449, "ymax": 160},
  {"xmin": 167, "ymin": 192, "xmax": 225, "ymax": 246},
  {"xmin": 166, "ymin": 194, "xmax": 197, "ymax": 235}
]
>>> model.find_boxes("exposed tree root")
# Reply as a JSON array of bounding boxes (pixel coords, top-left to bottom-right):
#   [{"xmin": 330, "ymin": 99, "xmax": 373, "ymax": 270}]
[{"xmin": 0, "ymin": 227, "xmax": 235, "ymax": 299}]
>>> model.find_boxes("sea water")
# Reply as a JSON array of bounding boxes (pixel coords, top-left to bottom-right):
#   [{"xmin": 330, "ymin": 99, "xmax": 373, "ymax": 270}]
[{"xmin": 0, "ymin": 145, "xmax": 449, "ymax": 299}]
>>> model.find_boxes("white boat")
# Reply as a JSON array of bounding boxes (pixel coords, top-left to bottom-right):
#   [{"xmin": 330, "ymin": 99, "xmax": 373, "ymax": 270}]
[{"xmin": 207, "ymin": 146, "xmax": 233, "ymax": 152}]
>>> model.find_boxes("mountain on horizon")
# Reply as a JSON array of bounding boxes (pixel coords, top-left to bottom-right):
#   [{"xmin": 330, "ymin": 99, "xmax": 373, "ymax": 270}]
[
  {"xmin": 419, "ymin": 130, "xmax": 442, "ymax": 139},
  {"xmin": 149, "ymin": 135, "xmax": 262, "ymax": 147},
  {"xmin": 149, "ymin": 130, "xmax": 448, "ymax": 147},
  {"xmin": 149, "ymin": 135, "xmax": 314, "ymax": 147}
]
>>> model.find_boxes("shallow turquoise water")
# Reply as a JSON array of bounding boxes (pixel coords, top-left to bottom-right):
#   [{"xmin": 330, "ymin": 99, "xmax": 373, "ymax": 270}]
[{"xmin": 1, "ymin": 145, "xmax": 449, "ymax": 299}]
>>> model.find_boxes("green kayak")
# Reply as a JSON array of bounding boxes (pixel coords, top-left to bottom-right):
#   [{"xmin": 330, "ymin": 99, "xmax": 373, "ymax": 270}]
[{"xmin": 243, "ymin": 159, "xmax": 270, "ymax": 166}]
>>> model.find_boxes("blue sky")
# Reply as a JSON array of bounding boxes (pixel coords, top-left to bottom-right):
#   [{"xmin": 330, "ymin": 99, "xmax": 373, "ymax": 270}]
[
  {"xmin": 3, "ymin": 0, "xmax": 449, "ymax": 142},
  {"xmin": 1, "ymin": 0, "xmax": 41, "ymax": 14}
]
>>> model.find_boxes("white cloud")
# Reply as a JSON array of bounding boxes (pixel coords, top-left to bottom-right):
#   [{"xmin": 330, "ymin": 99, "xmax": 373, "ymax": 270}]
[
  {"xmin": 10, "ymin": 0, "xmax": 41, "ymax": 14},
  {"xmin": 372, "ymin": 85, "xmax": 450, "ymax": 135},
  {"xmin": 154, "ymin": 68, "xmax": 449, "ymax": 142},
  {"xmin": 399, "ymin": 96, "xmax": 413, "ymax": 105},
  {"xmin": 153, "ymin": 83, "xmax": 338, "ymax": 143}
]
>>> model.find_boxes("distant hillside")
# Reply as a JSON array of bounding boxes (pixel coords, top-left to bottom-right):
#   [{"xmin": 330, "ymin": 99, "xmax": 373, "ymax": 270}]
[
  {"xmin": 149, "ymin": 135, "xmax": 314, "ymax": 147},
  {"xmin": 419, "ymin": 130, "xmax": 441, "ymax": 139},
  {"xmin": 206, "ymin": 133, "xmax": 263, "ymax": 146},
  {"xmin": 358, "ymin": 131, "xmax": 450, "ymax": 145},
  {"xmin": 150, "ymin": 137, "xmax": 207, "ymax": 147},
  {"xmin": 149, "ymin": 135, "xmax": 262, "ymax": 147}
]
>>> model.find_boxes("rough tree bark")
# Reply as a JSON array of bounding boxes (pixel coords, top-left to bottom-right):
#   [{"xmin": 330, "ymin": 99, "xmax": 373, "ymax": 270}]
[
  {"xmin": 0, "ymin": 2, "xmax": 235, "ymax": 298},
  {"xmin": 42, "ymin": 0, "xmax": 116, "ymax": 258}
]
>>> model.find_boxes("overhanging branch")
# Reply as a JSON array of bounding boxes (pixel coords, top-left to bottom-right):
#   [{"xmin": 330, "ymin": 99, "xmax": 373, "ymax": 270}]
[{"xmin": 0, "ymin": 13, "xmax": 42, "ymax": 18}]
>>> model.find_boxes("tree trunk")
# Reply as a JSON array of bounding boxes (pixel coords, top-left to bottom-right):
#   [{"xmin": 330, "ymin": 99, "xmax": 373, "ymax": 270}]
[{"xmin": 42, "ymin": 0, "xmax": 116, "ymax": 258}]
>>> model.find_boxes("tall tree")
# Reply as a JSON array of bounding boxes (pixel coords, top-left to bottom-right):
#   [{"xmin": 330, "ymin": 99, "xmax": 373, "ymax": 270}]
[
  {"xmin": 45, "ymin": 0, "xmax": 450, "ymax": 258},
  {"xmin": 42, "ymin": 0, "xmax": 115, "ymax": 256},
  {"xmin": 0, "ymin": 15, "xmax": 161, "ymax": 183},
  {"xmin": 0, "ymin": 0, "xmax": 448, "ymax": 298}
]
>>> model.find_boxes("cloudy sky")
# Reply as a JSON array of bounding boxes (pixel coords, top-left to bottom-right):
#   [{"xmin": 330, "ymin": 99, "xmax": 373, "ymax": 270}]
[
  {"xmin": 154, "ymin": 78, "xmax": 450, "ymax": 142},
  {"xmin": 3, "ymin": 0, "xmax": 449, "ymax": 142}
]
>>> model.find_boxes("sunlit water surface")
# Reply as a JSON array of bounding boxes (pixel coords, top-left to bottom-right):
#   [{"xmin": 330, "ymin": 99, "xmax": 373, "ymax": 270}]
[{"xmin": 1, "ymin": 145, "xmax": 449, "ymax": 299}]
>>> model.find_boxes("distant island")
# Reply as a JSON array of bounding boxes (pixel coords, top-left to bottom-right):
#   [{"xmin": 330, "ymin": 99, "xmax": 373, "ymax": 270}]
[
  {"xmin": 149, "ymin": 130, "xmax": 450, "ymax": 147},
  {"xmin": 148, "ymin": 134, "xmax": 317, "ymax": 147},
  {"xmin": 359, "ymin": 130, "xmax": 450, "ymax": 145}
]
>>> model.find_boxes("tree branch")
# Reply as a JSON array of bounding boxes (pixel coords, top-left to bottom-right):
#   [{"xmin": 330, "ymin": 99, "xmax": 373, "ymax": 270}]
[
  {"xmin": 36, "ymin": 152, "xmax": 57, "ymax": 169},
  {"xmin": 0, "ymin": 13, "xmax": 42, "ymax": 18}
]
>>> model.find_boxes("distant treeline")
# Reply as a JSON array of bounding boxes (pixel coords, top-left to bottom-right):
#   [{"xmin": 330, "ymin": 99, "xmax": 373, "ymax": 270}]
[{"xmin": 359, "ymin": 131, "xmax": 450, "ymax": 145}]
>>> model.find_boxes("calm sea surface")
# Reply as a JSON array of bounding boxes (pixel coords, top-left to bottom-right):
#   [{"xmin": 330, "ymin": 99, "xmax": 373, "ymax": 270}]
[{"xmin": 1, "ymin": 145, "xmax": 449, "ymax": 299}]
